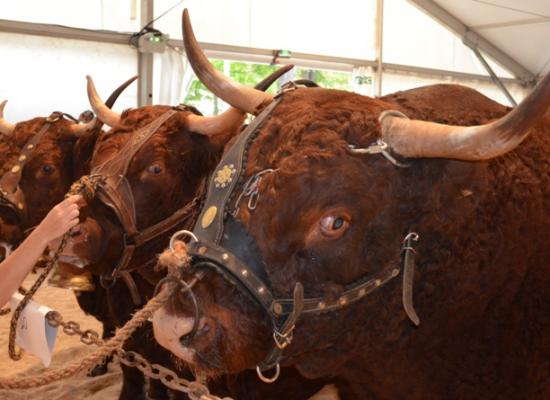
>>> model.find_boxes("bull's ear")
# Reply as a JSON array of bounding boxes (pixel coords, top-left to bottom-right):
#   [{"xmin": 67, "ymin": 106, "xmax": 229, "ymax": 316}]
[{"xmin": 0, "ymin": 100, "xmax": 15, "ymax": 136}]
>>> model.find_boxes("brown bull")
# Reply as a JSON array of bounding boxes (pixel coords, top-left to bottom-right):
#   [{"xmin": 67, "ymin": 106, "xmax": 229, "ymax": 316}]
[
  {"xmin": 0, "ymin": 100, "xmax": 97, "ymax": 248},
  {"xmin": 152, "ymin": 10, "xmax": 550, "ymax": 399},
  {"xmin": 0, "ymin": 79, "xmax": 135, "ymax": 380},
  {"xmin": 60, "ymin": 68, "xmax": 332, "ymax": 400},
  {"xmin": 0, "ymin": 77, "xmax": 135, "ymax": 250}
]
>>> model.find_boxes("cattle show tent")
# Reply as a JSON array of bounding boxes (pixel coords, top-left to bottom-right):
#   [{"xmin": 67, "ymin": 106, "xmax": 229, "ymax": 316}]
[{"xmin": 0, "ymin": 0, "xmax": 548, "ymax": 122}]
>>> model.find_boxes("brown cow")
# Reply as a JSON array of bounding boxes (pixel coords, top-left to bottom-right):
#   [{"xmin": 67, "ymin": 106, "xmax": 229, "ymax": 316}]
[
  {"xmin": 0, "ymin": 79, "xmax": 135, "ymax": 379},
  {"xmin": 59, "ymin": 67, "xmax": 330, "ymax": 400},
  {"xmin": 0, "ymin": 100, "xmax": 97, "ymax": 247},
  {"xmin": 0, "ymin": 77, "xmax": 136, "ymax": 251},
  {"xmin": 152, "ymin": 10, "xmax": 550, "ymax": 399}
]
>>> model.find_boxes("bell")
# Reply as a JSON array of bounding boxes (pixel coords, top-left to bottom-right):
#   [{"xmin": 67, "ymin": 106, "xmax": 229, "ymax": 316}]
[{"xmin": 48, "ymin": 262, "xmax": 96, "ymax": 292}]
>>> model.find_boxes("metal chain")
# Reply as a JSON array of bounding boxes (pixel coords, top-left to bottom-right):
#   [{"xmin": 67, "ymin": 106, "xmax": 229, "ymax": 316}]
[
  {"xmin": 45, "ymin": 311, "xmax": 104, "ymax": 346},
  {"xmin": 117, "ymin": 349, "xmax": 233, "ymax": 400},
  {"xmin": 44, "ymin": 292, "xmax": 234, "ymax": 400}
]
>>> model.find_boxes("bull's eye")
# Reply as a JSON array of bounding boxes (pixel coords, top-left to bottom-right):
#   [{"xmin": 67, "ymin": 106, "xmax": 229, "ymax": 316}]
[
  {"xmin": 305, "ymin": 208, "xmax": 351, "ymax": 246},
  {"xmin": 148, "ymin": 165, "xmax": 162, "ymax": 175},
  {"xmin": 319, "ymin": 210, "xmax": 351, "ymax": 239},
  {"xmin": 41, "ymin": 165, "xmax": 54, "ymax": 174}
]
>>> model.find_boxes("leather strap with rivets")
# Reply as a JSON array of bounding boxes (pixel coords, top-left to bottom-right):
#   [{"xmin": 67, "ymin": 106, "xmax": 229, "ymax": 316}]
[
  {"xmin": 0, "ymin": 112, "xmax": 67, "ymax": 220},
  {"xmin": 180, "ymin": 82, "xmax": 422, "ymax": 379}
]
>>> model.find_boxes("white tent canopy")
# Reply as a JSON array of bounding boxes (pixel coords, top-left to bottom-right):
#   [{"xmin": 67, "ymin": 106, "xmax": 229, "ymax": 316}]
[{"xmin": 0, "ymin": 0, "xmax": 548, "ymax": 122}]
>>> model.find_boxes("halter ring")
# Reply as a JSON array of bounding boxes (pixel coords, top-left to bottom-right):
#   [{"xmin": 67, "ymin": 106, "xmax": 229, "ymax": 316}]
[
  {"xmin": 256, "ymin": 363, "xmax": 280, "ymax": 383},
  {"xmin": 170, "ymin": 230, "xmax": 198, "ymax": 251}
]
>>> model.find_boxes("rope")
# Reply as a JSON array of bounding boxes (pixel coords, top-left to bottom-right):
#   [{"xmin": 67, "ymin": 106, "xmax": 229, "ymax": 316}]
[
  {"xmin": 67, "ymin": 175, "xmax": 101, "ymax": 200},
  {"xmin": 0, "ymin": 288, "xmax": 170, "ymax": 389}
]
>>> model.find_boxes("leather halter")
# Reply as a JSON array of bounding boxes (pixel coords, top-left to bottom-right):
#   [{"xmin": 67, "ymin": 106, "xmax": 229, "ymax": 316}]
[
  {"xmin": 0, "ymin": 112, "xmax": 79, "ymax": 223},
  {"xmin": 80, "ymin": 106, "xmax": 200, "ymax": 302},
  {"xmin": 177, "ymin": 82, "xmax": 421, "ymax": 381}
]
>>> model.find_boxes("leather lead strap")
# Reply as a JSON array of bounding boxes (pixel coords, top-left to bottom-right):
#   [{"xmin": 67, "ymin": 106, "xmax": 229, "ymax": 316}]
[
  {"xmin": 120, "ymin": 271, "xmax": 142, "ymax": 305},
  {"xmin": 258, "ymin": 283, "xmax": 304, "ymax": 371},
  {"xmin": 402, "ymin": 232, "xmax": 420, "ymax": 326}
]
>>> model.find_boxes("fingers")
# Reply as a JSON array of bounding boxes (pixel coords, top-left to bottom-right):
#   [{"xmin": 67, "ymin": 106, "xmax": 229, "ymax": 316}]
[
  {"xmin": 60, "ymin": 195, "xmax": 82, "ymax": 210},
  {"xmin": 65, "ymin": 194, "xmax": 83, "ymax": 204}
]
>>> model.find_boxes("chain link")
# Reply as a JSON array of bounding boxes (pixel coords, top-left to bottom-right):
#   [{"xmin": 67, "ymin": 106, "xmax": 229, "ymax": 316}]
[
  {"xmin": 117, "ymin": 349, "xmax": 233, "ymax": 400},
  {"xmin": 45, "ymin": 311, "xmax": 104, "ymax": 346},
  {"xmin": 44, "ymin": 295, "xmax": 234, "ymax": 400}
]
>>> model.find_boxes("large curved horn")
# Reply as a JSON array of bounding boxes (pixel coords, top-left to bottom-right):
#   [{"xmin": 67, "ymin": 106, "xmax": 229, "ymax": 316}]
[
  {"xmin": 0, "ymin": 100, "xmax": 15, "ymax": 135},
  {"xmin": 380, "ymin": 72, "xmax": 550, "ymax": 160},
  {"xmin": 86, "ymin": 75, "xmax": 123, "ymax": 127},
  {"xmin": 186, "ymin": 64, "xmax": 294, "ymax": 136},
  {"xmin": 182, "ymin": 9, "xmax": 274, "ymax": 115},
  {"xmin": 70, "ymin": 75, "xmax": 137, "ymax": 136}
]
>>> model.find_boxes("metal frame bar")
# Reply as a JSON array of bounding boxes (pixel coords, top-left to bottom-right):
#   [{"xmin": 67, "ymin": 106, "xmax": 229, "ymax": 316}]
[
  {"xmin": 471, "ymin": 48, "xmax": 517, "ymax": 105},
  {"xmin": 138, "ymin": 0, "xmax": 154, "ymax": 106},
  {"xmin": 406, "ymin": 0, "xmax": 536, "ymax": 87},
  {"xmin": 374, "ymin": 0, "xmax": 384, "ymax": 96},
  {"xmin": 0, "ymin": 17, "xmax": 525, "ymax": 88}
]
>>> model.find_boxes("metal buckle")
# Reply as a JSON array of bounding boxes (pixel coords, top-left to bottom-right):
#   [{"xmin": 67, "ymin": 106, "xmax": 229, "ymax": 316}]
[{"xmin": 273, "ymin": 327, "xmax": 294, "ymax": 350}]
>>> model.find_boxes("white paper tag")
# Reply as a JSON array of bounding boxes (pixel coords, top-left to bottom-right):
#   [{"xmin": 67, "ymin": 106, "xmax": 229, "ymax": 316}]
[{"xmin": 9, "ymin": 293, "xmax": 58, "ymax": 366}]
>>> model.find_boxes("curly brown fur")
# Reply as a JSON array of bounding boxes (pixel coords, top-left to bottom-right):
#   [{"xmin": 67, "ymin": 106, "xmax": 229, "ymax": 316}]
[{"xmin": 157, "ymin": 85, "xmax": 550, "ymax": 399}]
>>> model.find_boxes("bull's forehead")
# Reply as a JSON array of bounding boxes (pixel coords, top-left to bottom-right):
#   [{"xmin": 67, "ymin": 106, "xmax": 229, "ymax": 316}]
[
  {"xmin": 92, "ymin": 105, "xmax": 195, "ymax": 168},
  {"xmin": 244, "ymin": 88, "xmax": 389, "ymax": 174}
]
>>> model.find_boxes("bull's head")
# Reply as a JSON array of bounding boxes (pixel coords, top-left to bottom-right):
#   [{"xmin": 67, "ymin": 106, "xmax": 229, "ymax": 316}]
[
  {"xmin": 152, "ymin": 9, "xmax": 550, "ymax": 383},
  {"xmin": 0, "ymin": 76, "xmax": 136, "ymax": 261},
  {"xmin": 0, "ymin": 100, "xmax": 98, "ymax": 250},
  {"xmin": 61, "ymin": 65, "xmax": 291, "ymax": 284}
]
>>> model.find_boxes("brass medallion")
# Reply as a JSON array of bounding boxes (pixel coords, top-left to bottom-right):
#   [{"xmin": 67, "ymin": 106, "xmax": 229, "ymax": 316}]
[{"xmin": 201, "ymin": 206, "xmax": 217, "ymax": 229}]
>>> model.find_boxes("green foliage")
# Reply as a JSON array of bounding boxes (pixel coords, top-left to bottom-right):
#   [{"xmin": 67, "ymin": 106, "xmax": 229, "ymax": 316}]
[
  {"xmin": 183, "ymin": 59, "xmax": 351, "ymax": 114},
  {"xmin": 296, "ymin": 68, "xmax": 351, "ymax": 90}
]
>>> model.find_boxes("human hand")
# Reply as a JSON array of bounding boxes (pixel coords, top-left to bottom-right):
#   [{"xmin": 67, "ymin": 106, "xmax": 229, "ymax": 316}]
[{"xmin": 35, "ymin": 195, "xmax": 82, "ymax": 245}]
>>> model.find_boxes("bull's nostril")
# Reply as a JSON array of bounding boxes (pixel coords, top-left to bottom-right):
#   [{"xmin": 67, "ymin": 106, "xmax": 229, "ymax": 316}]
[{"xmin": 179, "ymin": 333, "xmax": 193, "ymax": 347}]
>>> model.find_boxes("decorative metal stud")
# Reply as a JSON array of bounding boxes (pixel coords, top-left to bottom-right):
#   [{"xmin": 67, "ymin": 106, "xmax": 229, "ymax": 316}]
[
  {"xmin": 339, "ymin": 296, "xmax": 347, "ymax": 306},
  {"xmin": 272, "ymin": 302, "xmax": 283, "ymax": 315},
  {"xmin": 198, "ymin": 246, "xmax": 207, "ymax": 255},
  {"xmin": 241, "ymin": 269, "xmax": 249, "ymax": 277},
  {"xmin": 358, "ymin": 288, "xmax": 366, "ymax": 297},
  {"xmin": 221, "ymin": 253, "xmax": 229, "ymax": 261},
  {"xmin": 375, "ymin": 279, "xmax": 382, "ymax": 287},
  {"xmin": 17, "ymin": 202, "xmax": 24, "ymax": 210},
  {"xmin": 27, "ymin": 144, "xmax": 34, "ymax": 150},
  {"xmin": 392, "ymin": 268, "xmax": 400, "ymax": 277},
  {"xmin": 318, "ymin": 301, "xmax": 326, "ymax": 310},
  {"xmin": 214, "ymin": 164, "xmax": 236, "ymax": 188},
  {"xmin": 258, "ymin": 287, "xmax": 265, "ymax": 294},
  {"xmin": 18, "ymin": 155, "xmax": 27, "ymax": 162},
  {"xmin": 11, "ymin": 165, "xmax": 20, "ymax": 173}
]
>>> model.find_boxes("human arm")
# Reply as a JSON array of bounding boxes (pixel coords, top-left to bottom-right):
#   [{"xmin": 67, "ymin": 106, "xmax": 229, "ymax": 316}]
[{"xmin": 0, "ymin": 195, "xmax": 81, "ymax": 306}]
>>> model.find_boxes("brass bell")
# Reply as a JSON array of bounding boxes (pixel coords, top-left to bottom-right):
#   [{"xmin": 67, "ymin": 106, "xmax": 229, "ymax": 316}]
[{"xmin": 48, "ymin": 262, "xmax": 95, "ymax": 292}]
